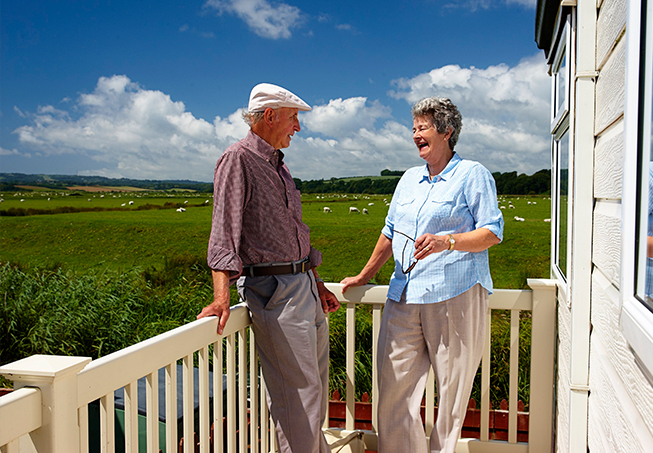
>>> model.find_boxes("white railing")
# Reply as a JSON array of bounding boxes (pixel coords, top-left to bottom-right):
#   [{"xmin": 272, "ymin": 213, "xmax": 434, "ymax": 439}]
[{"xmin": 0, "ymin": 279, "xmax": 556, "ymax": 453}]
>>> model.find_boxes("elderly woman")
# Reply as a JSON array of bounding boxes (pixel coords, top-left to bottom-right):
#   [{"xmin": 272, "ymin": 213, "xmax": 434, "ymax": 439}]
[{"xmin": 341, "ymin": 97, "xmax": 503, "ymax": 453}]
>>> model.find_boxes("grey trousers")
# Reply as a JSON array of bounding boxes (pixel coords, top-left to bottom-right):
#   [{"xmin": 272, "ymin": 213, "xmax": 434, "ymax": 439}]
[
  {"xmin": 377, "ymin": 284, "xmax": 488, "ymax": 453},
  {"xmin": 237, "ymin": 272, "xmax": 330, "ymax": 453}
]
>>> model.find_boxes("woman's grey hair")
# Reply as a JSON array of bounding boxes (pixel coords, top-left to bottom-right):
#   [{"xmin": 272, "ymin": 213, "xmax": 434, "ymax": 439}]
[
  {"xmin": 411, "ymin": 97, "xmax": 463, "ymax": 150},
  {"xmin": 242, "ymin": 109, "xmax": 266, "ymax": 127}
]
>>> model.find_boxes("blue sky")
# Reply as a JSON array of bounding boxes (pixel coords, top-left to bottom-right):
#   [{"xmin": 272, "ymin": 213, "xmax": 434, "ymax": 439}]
[{"xmin": 1, "ymin": 0, "xmax": 549, "ymax": 181}]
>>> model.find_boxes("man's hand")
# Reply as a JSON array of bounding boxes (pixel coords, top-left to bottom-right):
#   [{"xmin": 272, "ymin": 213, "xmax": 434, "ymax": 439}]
[
  {"xmin": 317, "ymin": 281, "xmax": 340, "ymax": 313},
  {"xmin": 197, "ymin": 270, "xmax": 231, "ymax": 335},
  {"xmin": 197, "ymin": 297, "xmax": 230, "ymax": 335}
]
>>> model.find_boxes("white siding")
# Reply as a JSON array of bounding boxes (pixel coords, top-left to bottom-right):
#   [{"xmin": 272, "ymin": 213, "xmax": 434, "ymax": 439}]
[
  {"xmin": 594, "ymin": 121, "xmax": 624, "ymax": 200},
  {"xmin": 556, "ymin": 297, "xmax": 571, "ymax": 453},
  {"xmin": 589, "ymin": 271, "xmax": 653, "ymax": 452},
  {"xmin": 596, "ymin": 0, "xmax": 627, "ymax": 69},
  {"xmin": 595, "ymin": 37, "xmax": 626, "ymax": 135},
  {"xmin": 592, "ymin": 200, "xmax": 621, "ymax": 287},
  {"xmin": 580, "ymin": 0, "xmax": 653, "ymax": 450}
]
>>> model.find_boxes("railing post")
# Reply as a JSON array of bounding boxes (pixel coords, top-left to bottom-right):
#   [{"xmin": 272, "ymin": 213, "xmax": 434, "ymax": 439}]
[
  {"xmin": 0, "ymin": 355, "xmax": 91, "ymax": 453},
  {"xmin": 527, "ymin": 279, "xmax": 557, "ymax": 453}
]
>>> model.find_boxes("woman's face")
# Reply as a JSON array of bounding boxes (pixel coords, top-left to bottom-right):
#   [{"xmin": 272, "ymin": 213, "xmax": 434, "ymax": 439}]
[{"xmin": 412, "ymin": 115, "xmax": 451, "ymax": 165}]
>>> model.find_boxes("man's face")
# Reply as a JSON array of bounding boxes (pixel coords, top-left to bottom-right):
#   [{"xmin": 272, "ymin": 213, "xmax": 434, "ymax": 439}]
[{"xmin": 268, "ymin": 107, "xmax": 300, "ymax": 149}]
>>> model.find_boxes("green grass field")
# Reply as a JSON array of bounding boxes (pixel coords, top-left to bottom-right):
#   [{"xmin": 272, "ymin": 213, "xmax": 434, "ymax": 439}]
[{"xmin": 1, "ymin": 191, "xmax": 550, "ymax": 287}]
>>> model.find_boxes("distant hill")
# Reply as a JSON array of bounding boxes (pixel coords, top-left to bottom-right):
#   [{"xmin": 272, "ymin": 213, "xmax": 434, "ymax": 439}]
[
  {"xmin": 0, "ymin": 173, "xmax": 213, "ymax": 193},
  {"xmin": 1, "ymin": 168, "xmax": 552, "ymax": 195}
]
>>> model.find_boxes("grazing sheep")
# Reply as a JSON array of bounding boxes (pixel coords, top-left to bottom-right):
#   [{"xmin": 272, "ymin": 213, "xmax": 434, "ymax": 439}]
[
  {"xmin": 121, "ymin": 203, "xmax": 126, "ymax": 207},
  {"xmin": 323, "ymin": 207, "xmax": 332, "ymax": 213},
  {"xmin": 363, "ymin": 208, "xmax": 369, "ymax": 214},
  {"xmin": 509, "ymin": 205, "xmax": 516, "ymax": 209},
  {"xmin": 514, "ymin": 216, "xmax": 525, "ymax": 222},
  {"xmin": 176, "ymin": 207, "xmax": 186, "ymax": 212},
  {"xmin": 128, "ymin": 201, "xmax": 134, "ymax": 205},
  {"xmin": 349, "ymin": 207, "xmax": 360, "ymax": 213},
  {"xmin": 544, "ymin": 218, "xmax": 551, "ymax": 222},
  {"xmin": 500, "ymin": 206, "xmax": 506, "ymax": 209},
  {"xmin": 368, "ymin": 203, "xmax": 374, "ymax": 206}
]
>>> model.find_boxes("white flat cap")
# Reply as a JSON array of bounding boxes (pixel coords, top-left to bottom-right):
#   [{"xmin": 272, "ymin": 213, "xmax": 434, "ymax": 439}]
[{"xmin": 248, "ymin": 83, "xmax": 312, "ymax": 112}]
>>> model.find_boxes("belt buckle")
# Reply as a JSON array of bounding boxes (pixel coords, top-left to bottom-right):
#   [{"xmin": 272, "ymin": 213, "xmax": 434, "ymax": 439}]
[{"xmin": 301, "ymin": 260, "xmax": 307, "ymax": 273}]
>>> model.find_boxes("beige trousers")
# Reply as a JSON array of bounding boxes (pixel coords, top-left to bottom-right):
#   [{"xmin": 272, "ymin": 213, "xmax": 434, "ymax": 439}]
[
  {"xmin": 238, "ymin": 272, "xmax": 330, "ymax": 453},
  {"xmin": 377, "ymin": 284, "xmax": 488, "ymax": 453}
]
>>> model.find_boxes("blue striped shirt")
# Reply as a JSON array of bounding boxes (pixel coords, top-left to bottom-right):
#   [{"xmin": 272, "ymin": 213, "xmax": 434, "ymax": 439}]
[{"xmin": 382, "ymin": 153, "xmax": 504, "ymax": 304}]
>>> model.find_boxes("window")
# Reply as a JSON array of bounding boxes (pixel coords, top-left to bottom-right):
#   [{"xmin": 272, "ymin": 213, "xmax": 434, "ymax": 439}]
[
  {"xmin": 550, "ymin": 15, "xmax": 572, "ymax": 283},
  {"xmin": 554, "ymin": 127, "xmax": 570, "ymax": 280},
  {"xmin": 621, "ymin": 0, "xmax": 653, "ymax": 374}
]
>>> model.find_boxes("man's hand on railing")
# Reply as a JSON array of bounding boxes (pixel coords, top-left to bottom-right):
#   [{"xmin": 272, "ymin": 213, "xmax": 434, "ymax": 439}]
[
  {"xmin": 317, "ymin": 281, "xmax": 340, "ymax": 313},
  {"xmin": 198, "ymin": 270, "xmax": 231, "ymax": 335}
]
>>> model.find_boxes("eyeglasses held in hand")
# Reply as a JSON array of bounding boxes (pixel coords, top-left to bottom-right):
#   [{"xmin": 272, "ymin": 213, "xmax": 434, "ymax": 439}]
[{"xmin": 391, "ymin": 229, "xmax": 418, "ymax": 274}]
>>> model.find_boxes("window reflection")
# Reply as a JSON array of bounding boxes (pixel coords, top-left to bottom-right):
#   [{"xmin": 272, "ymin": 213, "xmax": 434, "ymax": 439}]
[
  {"xmin": 557, "ymin": 134, "xmax": 569, "ymax": 278},
  {"xmin": 556, "ymin": 53, "xmax": 567, "ymax": 118}
]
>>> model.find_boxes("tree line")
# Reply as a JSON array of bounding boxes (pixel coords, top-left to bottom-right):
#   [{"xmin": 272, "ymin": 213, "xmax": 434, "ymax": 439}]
[
  {"xmin": 2, "ymin": 169, "xmax": 552, "ymax": 196},
  {"xmin": 294, "ymin": 169, "xmax": 551, "ymax": 195}
]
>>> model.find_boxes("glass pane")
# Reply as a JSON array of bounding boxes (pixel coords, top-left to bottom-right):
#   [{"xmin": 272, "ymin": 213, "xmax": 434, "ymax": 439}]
[
  {"xmin": 558, "ymin": 135, "xmax": 569, "ymax": 278},
  {"xmin": 638, "ymin": 0, "xmax": 653, "ymax": 312},
  {"xmin": 557, "ymin": 53, "xmax": 567, "ymax": 117}
]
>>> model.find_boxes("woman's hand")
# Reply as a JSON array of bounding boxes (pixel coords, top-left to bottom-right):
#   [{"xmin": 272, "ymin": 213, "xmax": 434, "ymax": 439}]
[
  {"xmin": 340, "ymin": 274, "xmax": 369, "ymax": 293},
  {"xmin": 414, "ymin": 233, "xmax": 450, "ymax": 259}
]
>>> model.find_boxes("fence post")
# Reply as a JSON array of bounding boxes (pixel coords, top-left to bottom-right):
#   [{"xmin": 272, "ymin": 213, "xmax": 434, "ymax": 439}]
[
  {"xmin": 0, "ymin": 355, "xmax": 91, "ymax": 453},
  {"xmin": 526, "ymin": 279, "xmax": 557, "ymax": 453}
]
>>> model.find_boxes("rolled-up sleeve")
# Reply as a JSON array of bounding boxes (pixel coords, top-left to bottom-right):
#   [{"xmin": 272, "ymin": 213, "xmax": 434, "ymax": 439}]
[
  {"xmin": 207, "ymin": 151, "xmax": 249, "ymax": 279},
  {"xmin": 464, "ymin": 165, "xmax": 504, "ymax": 242}
]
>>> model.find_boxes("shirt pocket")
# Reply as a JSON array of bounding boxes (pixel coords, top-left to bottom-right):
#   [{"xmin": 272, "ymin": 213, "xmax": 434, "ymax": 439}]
[
  {"xmin": 393, "ymin": 195, "xmax": 416, "ymax": 224},
  {"xmin": 427, "ymin": 193, "xmax": 456, "ymax": 220}
]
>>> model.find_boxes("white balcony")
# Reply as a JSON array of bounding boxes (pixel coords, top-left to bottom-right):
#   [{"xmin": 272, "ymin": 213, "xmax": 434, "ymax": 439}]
[{"xmin": 0, "ymin": 279, "xmax": 556, "ymax": 453}]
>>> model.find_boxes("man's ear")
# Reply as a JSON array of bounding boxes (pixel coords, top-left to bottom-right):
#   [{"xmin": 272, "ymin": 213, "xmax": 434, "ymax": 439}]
[{"xmin": 263, "ymin": 107, "xmax": 276, "ymax": 126}]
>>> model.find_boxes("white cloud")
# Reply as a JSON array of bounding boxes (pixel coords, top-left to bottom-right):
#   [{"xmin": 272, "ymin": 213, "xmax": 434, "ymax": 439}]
[
  {"xmin": 13, "ymin": 75, "xmax": 238, "ymax": 181},
  {"xmin": 10, "ymin": 56, "xmax": 551, "ymax": 181},
  {"xmin": 0, "ymin": 146, "xmax": 29, "ymax": 157},
  {"xmin": 302, "ymin": 97, "xmax": 391, "ymax": 136},
  {"xmin": 388, "ymin": 54, "xmax": 551, "ymax": 174},
  {"xmin": 203, "ymin": 0, "xmax": 304, "ymax": 39},
  {"xmin": 443, "ymin": 0, "xmax": 536, "ymax": 11}
]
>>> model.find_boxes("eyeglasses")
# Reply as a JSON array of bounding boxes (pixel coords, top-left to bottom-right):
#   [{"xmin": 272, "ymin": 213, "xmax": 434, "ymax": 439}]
[{"xmin": 391, "ymin": 229, "xmax": 418, "ymax": 274}]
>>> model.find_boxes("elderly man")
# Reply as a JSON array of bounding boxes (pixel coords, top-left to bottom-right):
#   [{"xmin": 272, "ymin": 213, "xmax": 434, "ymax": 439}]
[{"xmin": 197, "ymin": 83, "xmax": 340, "ymax": 452}]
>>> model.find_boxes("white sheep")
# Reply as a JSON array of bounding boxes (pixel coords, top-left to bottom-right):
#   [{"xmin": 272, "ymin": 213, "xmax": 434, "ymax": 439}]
[
  {"xmin": 514, "ymin": 216, "xmax": 525, "ymax": 222},
  {"xmin": 368, "ymin": 203, "xmax": 374, "ymax": 206},
  {"xmin": 349, "ymin": 207, "xmax": 360, "ymax": 213},
  {"xmin": 544, "ymin": 218, "xmax": 551, "ymax": 222},
  {"xmin": 176, "ymin": 207, "xmax": 186, "ymax": 212},
  {"xmin": 323, "ymin": 207, "xmax": 332, "ymax": 213},
  {"xmin": 128, "ymin": 201, "xmax": 134, "ymax": 205},
  {"xmin": 500, "ymin": 206, "xmax": 506, "ymax": 209},
  {"xmin": 363, "ymin": 208, "xmax": 369, "ymax": 214},
  {"xmin": 509, "ymin": 205, "xmax": 516, "ymax": 209}
]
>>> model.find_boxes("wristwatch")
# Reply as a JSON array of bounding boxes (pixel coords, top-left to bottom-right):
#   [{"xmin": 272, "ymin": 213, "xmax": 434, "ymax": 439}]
[{"xmin": 447, "ymin": 234, "xmax": 456, "ymax": 251}]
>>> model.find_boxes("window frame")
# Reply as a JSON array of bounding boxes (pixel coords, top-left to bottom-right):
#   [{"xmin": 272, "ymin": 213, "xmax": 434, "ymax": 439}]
[
  {"xmin": 552, "ymin": 120, "xmax": 571, "ymax": 285},
  {"xmin": 621, "ymin": 0, "xmax": 653, "ymax": 374},
  {"xmin": 549, "ymin": 13, "xmax": 573, "ymax": 288}
]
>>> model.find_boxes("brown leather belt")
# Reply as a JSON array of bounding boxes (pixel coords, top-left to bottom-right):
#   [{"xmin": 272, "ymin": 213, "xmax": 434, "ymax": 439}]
[{"xmin": 243, "ymin": 258, "xmax": 310, "ymax": 277}]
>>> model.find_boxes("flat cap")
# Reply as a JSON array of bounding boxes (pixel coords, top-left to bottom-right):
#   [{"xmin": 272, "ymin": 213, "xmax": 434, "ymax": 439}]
[{"xmin": 248, "ymin": 83, "xmax": 312, "ymax": 113}]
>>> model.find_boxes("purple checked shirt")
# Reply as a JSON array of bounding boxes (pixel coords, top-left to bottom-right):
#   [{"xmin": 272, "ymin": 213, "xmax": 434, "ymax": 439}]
[{"xmin": 207, "ymin": 131, "xmax": 322, "ymax": 283}]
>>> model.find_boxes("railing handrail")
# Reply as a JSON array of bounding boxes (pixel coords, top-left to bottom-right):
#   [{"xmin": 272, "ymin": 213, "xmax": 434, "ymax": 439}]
[
  {"xmin": 0, "ymin": 387, "xmax": 42, "ymax": 446},
  {"xmin": 77, "ymin": 302, "xmax": 250, "ymax": 406}
]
